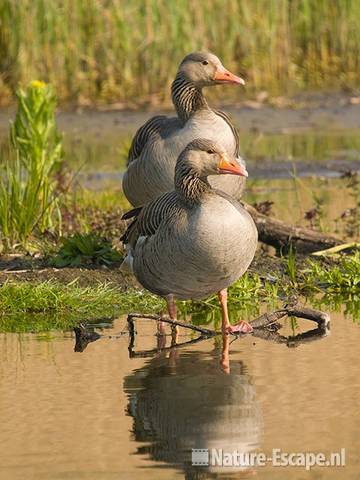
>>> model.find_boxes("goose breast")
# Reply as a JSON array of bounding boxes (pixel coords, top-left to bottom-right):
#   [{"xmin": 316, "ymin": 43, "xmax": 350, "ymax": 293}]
[{"xmin": 134, "ymin": 194, "xmax": 257, "ymax": 300}]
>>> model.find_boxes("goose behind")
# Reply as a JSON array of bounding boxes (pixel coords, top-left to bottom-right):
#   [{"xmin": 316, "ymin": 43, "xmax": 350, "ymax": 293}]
[{"xmin": 123, "ymin": 52, "xmax": 246, "ymax": 207}]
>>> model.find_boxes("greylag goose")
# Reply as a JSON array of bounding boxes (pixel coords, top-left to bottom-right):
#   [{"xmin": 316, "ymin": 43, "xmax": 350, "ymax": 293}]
[
  {"xmin": 121, "ymin": 139, "xmax": 258, "ymax": 334},
  {"xmin": 123, "ymin": 52, "xmax": 246, "ymax": 207}
]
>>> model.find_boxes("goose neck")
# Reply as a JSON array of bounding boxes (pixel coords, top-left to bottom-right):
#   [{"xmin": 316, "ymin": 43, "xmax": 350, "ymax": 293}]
[
  {"xmin": 171, "ymin": 73, "xmax": 208, "ymax": 123},
  {"xmin": 175, "ymin": 166, "xmax": 210, "ymax": 205}
]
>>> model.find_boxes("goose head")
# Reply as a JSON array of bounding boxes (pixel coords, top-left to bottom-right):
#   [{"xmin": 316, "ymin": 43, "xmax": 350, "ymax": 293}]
[
  {"xmin": 178, "ymin": 52, "xmax": 245, "ymax": 88},
  {"xmin": 178, "ymin": 139, "xmax": 248, "ymax": 179}
]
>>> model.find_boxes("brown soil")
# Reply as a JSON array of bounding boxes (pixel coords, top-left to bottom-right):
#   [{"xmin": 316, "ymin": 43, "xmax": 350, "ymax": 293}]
[
  {"xmin": 0, "ymin": 250, "xmax": 289, "ymax": 289},
  {"xmin": 0, "ymin": 255, "xmax": 138, "ymax": 289}
]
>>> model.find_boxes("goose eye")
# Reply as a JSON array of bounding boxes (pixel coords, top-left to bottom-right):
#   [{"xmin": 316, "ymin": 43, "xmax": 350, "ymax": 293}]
[
  {"xmin": 202, "ymin": 60, "xmax": 209, "ymax": 66},
  {"xmin": 206, "ymin": 149, "xmax": 214, "ymax": 154}
]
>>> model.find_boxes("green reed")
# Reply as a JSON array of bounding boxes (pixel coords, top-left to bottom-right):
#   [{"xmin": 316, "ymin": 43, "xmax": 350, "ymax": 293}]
[
  {"xmin": 0, "ymin": 0, "xmax": 359, "ymax": 106},
  {"xmin": 0, "ymin": 81, "xmax": 63, "ymax": 248}
]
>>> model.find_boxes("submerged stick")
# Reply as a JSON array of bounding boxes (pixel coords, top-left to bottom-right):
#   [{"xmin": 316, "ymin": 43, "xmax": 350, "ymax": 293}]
[
  {"xmin": 249, "ymin": 309, "xmax": 288, "ymax": 328},
  {"xmin": 285, "ymin": 306, "xmax": 330, "ymax": 326},
  {"xmin": 252, "ymin": 324, "xmax": 329, "ymax": 347},
  {"xmin": 127, "ymin": 312, "xmax": 216, "ymax": 336},
  {"xmin": 242, "ymin": 202, "xmax": 342, "ymax": 254},
  {"xmin": 127, "ymin": 305, "xmax": 330, "ymax": 336},
  {"xmin": 73, "ymin": 305, "xmax": 331, "ymax": 353}
]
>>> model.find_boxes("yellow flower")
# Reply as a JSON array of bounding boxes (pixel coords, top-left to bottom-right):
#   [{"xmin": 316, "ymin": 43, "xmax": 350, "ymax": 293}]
[{"xmin": 30, "ymin": 80, "xmax": 46, "ymax": 89}]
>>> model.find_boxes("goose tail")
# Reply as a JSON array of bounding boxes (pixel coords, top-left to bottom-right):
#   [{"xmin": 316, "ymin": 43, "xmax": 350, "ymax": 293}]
[{"xmin": 120, "ymin": 246, "xmax": 134, "ymax": 273}]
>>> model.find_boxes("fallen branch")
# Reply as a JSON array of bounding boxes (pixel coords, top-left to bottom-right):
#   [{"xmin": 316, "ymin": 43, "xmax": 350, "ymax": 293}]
[
  {"xmin": 72, "ymin": 305, "xmax": 330, "ymax": 353},
  {"xmin": 242, "ymin": 202, "xmax": 342, "ymax": 254},
  {"xmin": 127, "ymin": 304, "xmax": 330, "ymax": 336},
  {"xmin": 127, "ymin": 312, "xmax": 216, "ymax": 336},
  {"xmin": 249, "ymin": 309, "xmax": 288, "ymax": 328},
  {"xmin": 252, "ymin": 324, "xmax": 329, "ymax": 347},
  {"xmin": 285, "ymin": 306, "xmax": 330, "ymax": 326}
]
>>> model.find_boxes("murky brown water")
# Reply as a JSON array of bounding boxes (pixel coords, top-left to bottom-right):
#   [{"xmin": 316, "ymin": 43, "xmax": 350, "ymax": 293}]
[{"xmin": 0, "ymin": 312, "xmax": 359, "ymax": 479}]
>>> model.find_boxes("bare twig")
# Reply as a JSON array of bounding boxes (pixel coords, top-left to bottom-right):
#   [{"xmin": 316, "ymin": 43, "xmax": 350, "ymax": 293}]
[{"xmin": 127, "ymin": 312, "xmax": 216, "ymax": 336}]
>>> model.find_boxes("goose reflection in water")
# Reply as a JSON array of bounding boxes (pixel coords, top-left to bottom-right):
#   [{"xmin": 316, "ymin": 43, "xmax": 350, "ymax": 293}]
[
  {"xmin": 124, "ymin": 334, "xmax": 262, "ymax": 478},
  {"xmin": 72, "ymin": 314, "xmax": 329, "ymax": 477}
]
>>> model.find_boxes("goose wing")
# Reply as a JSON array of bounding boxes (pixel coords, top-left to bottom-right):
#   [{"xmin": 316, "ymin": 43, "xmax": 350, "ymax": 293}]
[
  {"xmin": 127, "ymin": 115, "xmax": 168, "ymax": 165},
  {"xmin": 121, "ymin": 191, "xmax": 179, "ymax": 249},
  {"xmin": 214, "ymin": 109, "xmax": 240, "ymax": 156}
]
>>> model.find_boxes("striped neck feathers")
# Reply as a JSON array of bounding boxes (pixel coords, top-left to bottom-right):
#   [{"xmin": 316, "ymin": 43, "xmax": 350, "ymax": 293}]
[
  {"xmin": 171, "ymin": 72, "xmax": 208, "ymax": 123},
  {"xmin": 174, "ymin": 162, "xmax": 211, "ymax": 205}
]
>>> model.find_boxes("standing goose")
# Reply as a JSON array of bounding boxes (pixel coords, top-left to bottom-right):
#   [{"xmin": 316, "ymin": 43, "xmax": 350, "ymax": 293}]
[
  {"xmin": 121, "ymin": 139, "xmax": 257, "ymax": 334},
  {"xmin": 123, "ymin": 52, "xmax": 246, "ymax": 207}
]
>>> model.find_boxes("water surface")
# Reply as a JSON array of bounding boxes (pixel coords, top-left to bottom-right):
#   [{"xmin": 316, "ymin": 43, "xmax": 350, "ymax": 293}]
[{"xmin": 0, "ymin": 312, "xmax": 359, "ymax": 479}]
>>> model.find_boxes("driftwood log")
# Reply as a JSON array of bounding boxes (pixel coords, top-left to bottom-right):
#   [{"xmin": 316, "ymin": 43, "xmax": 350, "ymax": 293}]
[{"xmin": 242, "ymin": 202, "xmax": 342, "ymax": 254}]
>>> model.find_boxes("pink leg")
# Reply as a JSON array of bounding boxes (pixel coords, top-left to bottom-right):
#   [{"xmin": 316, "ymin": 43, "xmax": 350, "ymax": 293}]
[
  {"xmin": 164, "ymin": 294, "xmax": 179, "ymax": 335},
  {"xmin": 166, "ymin": 294, "xmax": 177, "ymax": 320},
  {"xmin": 218, "ymin": 288, "xmax": 253, "ymax": 334},
  {"xmin": 218, "ymin": 289, "xmax": 231, "ymax": 332}
]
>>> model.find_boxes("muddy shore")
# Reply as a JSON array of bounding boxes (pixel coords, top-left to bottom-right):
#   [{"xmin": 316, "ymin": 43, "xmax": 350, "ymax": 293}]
[{"xmin": 1, "ymin": 92, "xmax": 360, "ymax": 139}]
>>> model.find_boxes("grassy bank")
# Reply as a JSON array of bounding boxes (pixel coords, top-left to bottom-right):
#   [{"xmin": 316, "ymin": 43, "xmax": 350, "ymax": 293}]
[
  {"xmin": 0, "ymin": 253, "xmax": 359, "ymax": 332},
  {"xmin": 1, "ymin": 0, "xmax": 360, "ymax": 106}
]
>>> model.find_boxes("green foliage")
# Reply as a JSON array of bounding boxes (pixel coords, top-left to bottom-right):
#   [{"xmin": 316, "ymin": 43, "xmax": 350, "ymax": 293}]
[
  {"xmin": 0, "ymin": 312, "xmax": 81, "ymax": 333},
  {"xmin": 0, "ymin": 280, "xmax": 121, "ymax": 315},
  {"xmin": 0, "ymin": 81, "xmax": 63, "ymax": 248},
  {"xmin": 304, "ymin": 253, "xmax": 360, "ymax": 294},
  {"xmin": 0, "ymin": 280, "xmax": 165, "ymax": 332},
  {"xmin": 0, "ymin": 0, "xmax": 360, "ymax": 105},
  {"xmin": 183, "ymin": 273, "xmax": 274, "ymax": 326},
  {"xmin": 52, "ymin": 233, "xmax": 122, "ymax": 267},
  {"xmin": 285, "ymin": 245, "xmax": 297, "ymax": 286},
  {"xmin": 312, "ymin": 292, "xmax": 360, "ymax": 324}
]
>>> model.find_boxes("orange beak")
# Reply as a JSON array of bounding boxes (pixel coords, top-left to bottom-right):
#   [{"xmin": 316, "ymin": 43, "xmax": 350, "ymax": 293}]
[
  {"xmin": 218, "ymin": 154, "xmax": 248, "ymax": 177},
  {"xmin": 213, "ymin": 65, "xmax": 245, "ymax": 85}
]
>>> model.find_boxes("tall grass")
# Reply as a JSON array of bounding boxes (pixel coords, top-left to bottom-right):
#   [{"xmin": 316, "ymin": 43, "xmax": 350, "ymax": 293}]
[
  {"xmin": 0, "ymin": 0, "xmax": 359, "ymax": 106},
  {"xmin": 0, "ymin": 81, "xmax": 63, "ymax": 248}
]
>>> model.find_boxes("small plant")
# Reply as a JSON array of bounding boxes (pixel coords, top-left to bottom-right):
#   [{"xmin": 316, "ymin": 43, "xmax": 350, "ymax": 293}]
[
  {"xmin": 52, "ymin": 233, "xmax": 122, "ymax": 267},
  {"xmin": 285, "ymin": 245, "xmax": 298, "ymax": 286},
  {"xmin": 289, "ymin": 316, "xmax": 298, "ymax": 336},
  {"xmin": 0, "ymin": 81, "xmax": 63, "ymax": 249},
  {"xmin": 304, "ymin": 253, "xmax": 360, "ymax": 294}
]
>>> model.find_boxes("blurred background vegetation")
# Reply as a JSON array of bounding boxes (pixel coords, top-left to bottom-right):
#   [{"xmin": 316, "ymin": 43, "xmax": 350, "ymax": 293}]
[{"xmin": 0, "ymin": 0, "xmax": 359, "ymax": 107}]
